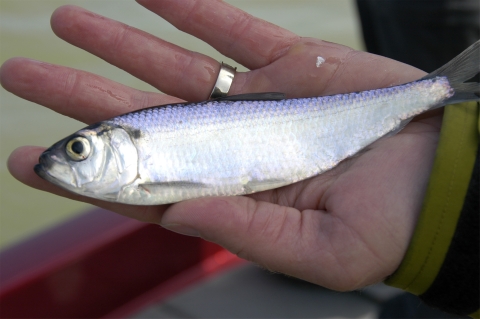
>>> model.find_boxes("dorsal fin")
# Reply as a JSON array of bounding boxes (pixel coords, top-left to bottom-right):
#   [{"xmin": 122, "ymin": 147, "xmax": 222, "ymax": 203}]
[{"xmin": 214, "ymin": 92, "xmax": 286, "ymax": 101}]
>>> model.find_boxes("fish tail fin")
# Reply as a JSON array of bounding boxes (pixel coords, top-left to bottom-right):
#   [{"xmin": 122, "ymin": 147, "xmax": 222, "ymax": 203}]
[{"xmin": 421, "ymin": 40, "xmax": 480, "ymax": 105}]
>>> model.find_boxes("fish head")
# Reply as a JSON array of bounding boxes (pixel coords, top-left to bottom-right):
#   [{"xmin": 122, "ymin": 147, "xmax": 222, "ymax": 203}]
[{"xmin": 34, "ymin": 123, "xmax": 139, "ymax": 202}]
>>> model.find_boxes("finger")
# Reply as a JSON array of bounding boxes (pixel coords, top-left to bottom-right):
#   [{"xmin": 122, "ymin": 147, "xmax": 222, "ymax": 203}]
[
  {"xmin": 7, "ymin": 146, "xmax": 167, "ymax": 224},
  {"xmin": 249, "ymin": 44, "xmax": 426, "ymax": 98},
  {"xmin": 137, "ymin": 0, "xmax": 425, "ymax": 97},
  {"xmin": 50, "ymin": 5, "xmax": 229, "ymax": 101},
  {"xmin": 136, "ymin": 0, "xmax": 300, "ymax": 70},
  {"xmin": 0, "ymin": 57, "xmax": 179, "ymax": 124},
  {"xmin": 160, "ymin": 196, "xmax": 384, "ymax": 291}
]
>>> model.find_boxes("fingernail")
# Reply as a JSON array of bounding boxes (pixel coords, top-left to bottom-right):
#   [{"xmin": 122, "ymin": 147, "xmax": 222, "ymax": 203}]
[{"xmin": 161, "ymin": 223, "xmax": 200, "ymax": 237}]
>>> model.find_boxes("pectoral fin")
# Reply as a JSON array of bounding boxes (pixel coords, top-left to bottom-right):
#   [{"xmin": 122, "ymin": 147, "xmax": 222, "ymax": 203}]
[{"xmin": 139, "ymin": 181, "xmax": 208, "ymax": 194}]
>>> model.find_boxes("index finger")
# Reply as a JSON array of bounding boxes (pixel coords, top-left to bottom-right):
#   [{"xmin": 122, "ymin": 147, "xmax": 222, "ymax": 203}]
[{"xmin": 136, "ymin": 0, "xmax": 300, "ymax": 70}]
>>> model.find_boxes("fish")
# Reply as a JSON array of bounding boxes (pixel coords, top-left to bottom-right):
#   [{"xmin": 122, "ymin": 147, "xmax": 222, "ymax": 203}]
[{"xmin": 34, "ymin": 41, "xmax": 480, "ymax": 205}]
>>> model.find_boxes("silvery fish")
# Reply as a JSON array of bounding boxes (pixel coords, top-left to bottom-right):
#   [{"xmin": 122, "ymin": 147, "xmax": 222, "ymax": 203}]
[{"xmin": 35, "ymin": 41, "xmax": 479, "ymax": 205}]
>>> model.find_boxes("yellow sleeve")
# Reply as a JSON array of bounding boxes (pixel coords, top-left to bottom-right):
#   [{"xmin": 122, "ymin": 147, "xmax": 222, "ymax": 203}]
[{"xmin": 385, "ymin": 102, "xmax": 479, "ymax": 318}]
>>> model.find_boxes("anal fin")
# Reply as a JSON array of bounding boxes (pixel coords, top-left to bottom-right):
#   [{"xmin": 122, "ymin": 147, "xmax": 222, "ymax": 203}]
[{"xmin": 243, "ymin": 179, "xmax": 288, "ymax": 194}]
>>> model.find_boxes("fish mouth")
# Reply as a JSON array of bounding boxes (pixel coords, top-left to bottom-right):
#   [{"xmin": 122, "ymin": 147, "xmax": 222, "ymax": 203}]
[
  {"xmin": 34, "ymin": 150, "xmax": 54, "ymax": 180},
  {"xmin": 33, "ymin": 163, "xmax": 45, "ymax": 178},
  {"xmin": 34, "ymin": 148, "xmax": 80, "ymax": 189}
]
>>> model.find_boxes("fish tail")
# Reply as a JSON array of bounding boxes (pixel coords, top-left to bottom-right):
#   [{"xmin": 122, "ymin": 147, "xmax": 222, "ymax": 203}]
[{"xmin": 422, "ymin": 40, "xmax": 480, "ymax": 105}]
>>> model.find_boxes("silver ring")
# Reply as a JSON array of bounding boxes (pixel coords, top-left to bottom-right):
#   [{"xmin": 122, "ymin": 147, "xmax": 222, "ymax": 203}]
[{"xmin": 209, "ymin": 62, "xmax": 236, "ymax": 99}]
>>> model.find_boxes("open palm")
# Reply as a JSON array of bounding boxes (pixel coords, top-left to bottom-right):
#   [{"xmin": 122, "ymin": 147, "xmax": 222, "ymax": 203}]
[{"xmin": 2, "ymin": 0, "xmax": 440, "ymax": 291}]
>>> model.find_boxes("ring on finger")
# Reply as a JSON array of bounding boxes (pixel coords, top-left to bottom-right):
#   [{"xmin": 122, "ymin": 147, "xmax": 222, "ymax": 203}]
[{"xmin": 209, "ymin": 62, "xmax": 236, "ymax": 99}]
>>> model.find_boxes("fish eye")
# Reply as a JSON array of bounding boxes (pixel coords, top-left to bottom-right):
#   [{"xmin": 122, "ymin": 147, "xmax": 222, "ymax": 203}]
[{"xmin": 65, "ymin": 137, "xmax": 91, "ymax": 161}]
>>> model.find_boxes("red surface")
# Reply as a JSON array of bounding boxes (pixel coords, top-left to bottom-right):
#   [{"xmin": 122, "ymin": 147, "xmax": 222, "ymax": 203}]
[
  {"xmin": 0, "ymin": 208, "xmax": 243, "ymax": 318},
  {"xmin": 104, "ymin": 249, "xmax": 244, "ymax": 318}
]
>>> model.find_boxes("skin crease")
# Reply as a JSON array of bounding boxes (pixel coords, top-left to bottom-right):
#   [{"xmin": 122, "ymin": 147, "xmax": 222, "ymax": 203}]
[{"xmin": 0, "ymin": 0, "xmax": 443, "ymax": 291}]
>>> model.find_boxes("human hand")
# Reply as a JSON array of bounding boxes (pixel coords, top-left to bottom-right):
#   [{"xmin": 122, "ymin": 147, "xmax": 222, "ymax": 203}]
[{"xmin": 2, "ymin": 0, "xmax": 440, "ymax": 291}]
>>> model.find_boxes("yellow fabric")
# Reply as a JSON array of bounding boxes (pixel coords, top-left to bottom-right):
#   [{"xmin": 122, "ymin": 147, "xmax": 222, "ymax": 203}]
[
  {"xmin": 470, "ymin": 309, "xmax": 480, "ymax": 319},
  {"xmin": 385, "ymin": 102, "xmax": 479, "ymax": 295}
]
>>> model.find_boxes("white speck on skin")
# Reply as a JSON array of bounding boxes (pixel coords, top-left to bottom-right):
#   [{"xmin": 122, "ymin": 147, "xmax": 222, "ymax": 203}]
[{"xmin": 316, "ymin": 56, "xmax": 325, "ymax": 67}]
